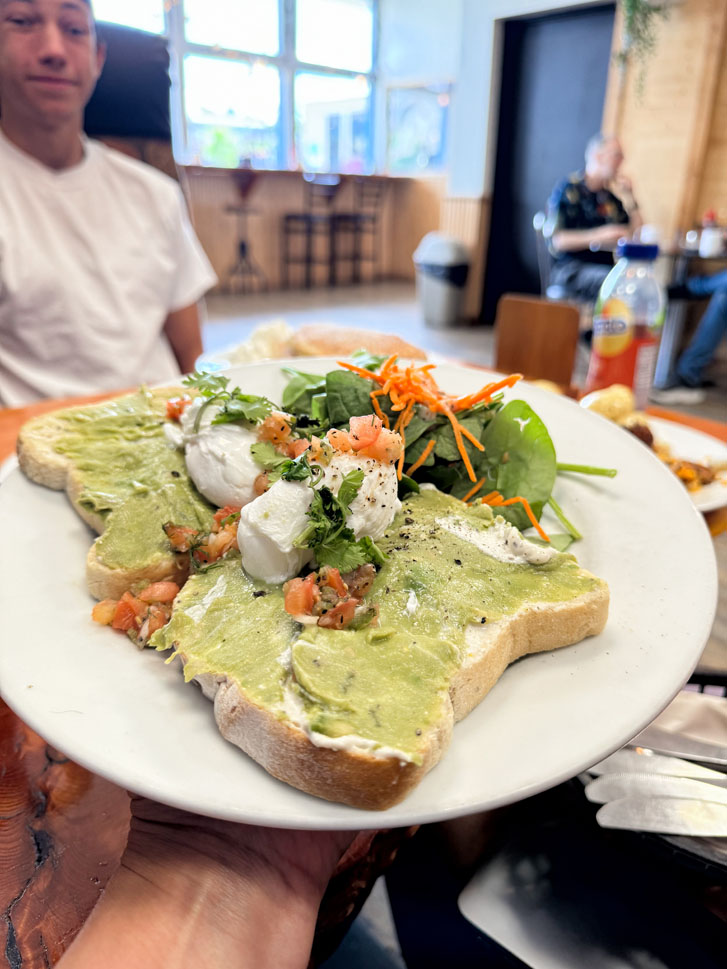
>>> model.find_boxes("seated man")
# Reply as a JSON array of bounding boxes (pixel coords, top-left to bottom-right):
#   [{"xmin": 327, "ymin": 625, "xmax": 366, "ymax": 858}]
[
  {"xmin": 0, "ymin": 0, "xmax": 217, "ymax": 407},
  {"xmin": 546, "ymin": 134, "xmax": 642, "ymax": 302}
]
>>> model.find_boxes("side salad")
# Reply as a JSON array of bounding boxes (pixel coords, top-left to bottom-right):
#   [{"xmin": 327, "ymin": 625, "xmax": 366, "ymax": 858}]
[{"xmin": 255, "ymin": 352, "xmax": 614, "ymax": 551}]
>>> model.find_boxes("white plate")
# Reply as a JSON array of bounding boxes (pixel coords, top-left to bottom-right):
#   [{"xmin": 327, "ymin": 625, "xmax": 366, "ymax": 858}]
[
  {"xmin": 0, "ymin": 360, "xmax": 718, "ymax": 829},
  {"xmin": 647, "ymin": 416, "xmax": 727, "ymax": 513}
]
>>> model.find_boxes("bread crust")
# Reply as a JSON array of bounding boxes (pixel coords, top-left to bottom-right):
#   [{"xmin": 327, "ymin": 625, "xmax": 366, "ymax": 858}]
[
  {"xmin": 290, "ymin": 324, "xmax": 427, "ymax": 361},
  {"xmin": 17, "ymin": 388, "xmax": 188, "ymax": 600},
  {"xmin": 185, "ymin": 577, "xmax": 608, "ymax": 810}
]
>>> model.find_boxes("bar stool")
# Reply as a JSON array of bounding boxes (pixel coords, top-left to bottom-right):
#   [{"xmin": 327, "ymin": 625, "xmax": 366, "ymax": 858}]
[
  {"xmin": 223, "ymin": 170, "xmax": 267, "ymax": 294},
  {"xmin": 281, "ymin": 174, "xmax": 342, "ymax": 289},
  {"xmin": 333, "ymin": 177, "xmax": 387, "ymax": 284}
]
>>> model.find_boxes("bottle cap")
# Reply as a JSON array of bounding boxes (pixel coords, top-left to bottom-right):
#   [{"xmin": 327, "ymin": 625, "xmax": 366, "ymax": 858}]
[{"xmin": 617, "ymin": 242, "xmax": 659, "ymax": 260}]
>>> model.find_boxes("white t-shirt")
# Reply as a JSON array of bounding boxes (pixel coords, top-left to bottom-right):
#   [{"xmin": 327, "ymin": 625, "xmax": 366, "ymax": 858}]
[{"xmin": 0, "ymin": 131, "xmax": 217, "ymax": 406}]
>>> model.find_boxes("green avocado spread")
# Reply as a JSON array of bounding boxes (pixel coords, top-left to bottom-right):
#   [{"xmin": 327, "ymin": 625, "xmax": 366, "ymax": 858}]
[
  {"xmin": 151, "ymin": 489, "xmax": 604, "ymax": 763},
  {"xmin": 54, "ymin": 390, "xmax": 213, "ymax": 569}
]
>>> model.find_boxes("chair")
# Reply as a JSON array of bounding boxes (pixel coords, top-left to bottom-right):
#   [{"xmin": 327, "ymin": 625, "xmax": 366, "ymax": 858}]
[
  {"xmin": 533, "ymin": 210, "xmax": 569, "ymax": 300},
  {"xmin": 281, "ymin": 174, "xmax": 342, "ymax": 289},
  {"xmin": 84, "ymin": 22, "xmax": 176, "ymax": 179},
  {"xmin": 494, "ymin": 293, "xmax": 580, "ymax": 386},
  {"xmin": 222, "ymin": 171, "xmax": 267, "ymax": 294},
  {"xmin": 333, "ymin": 177, "xmax": 387, "ymax": 284}
]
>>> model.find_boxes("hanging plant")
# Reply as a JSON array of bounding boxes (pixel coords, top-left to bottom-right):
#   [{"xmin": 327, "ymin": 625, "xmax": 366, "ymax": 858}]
[{"xmin": 616, "ymin": 0, "xmax": 670, "ymax": 91}]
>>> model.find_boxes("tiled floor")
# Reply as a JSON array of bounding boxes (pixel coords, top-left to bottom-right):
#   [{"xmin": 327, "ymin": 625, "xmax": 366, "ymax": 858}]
[{"xmin": 202, "ymin": 283, "xmax": 726, "ymax": 968}]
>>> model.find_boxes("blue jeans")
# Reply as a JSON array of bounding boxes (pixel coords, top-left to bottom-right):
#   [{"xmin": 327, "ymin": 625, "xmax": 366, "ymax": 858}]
[{"xmin": 676, "ymin": 269, "xmax": 727, "ymax": 385}]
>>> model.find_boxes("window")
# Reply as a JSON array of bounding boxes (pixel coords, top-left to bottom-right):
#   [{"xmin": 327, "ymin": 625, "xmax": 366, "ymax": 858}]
[
  {"xmin": 183, "ymin": 56, "xmax": 281, "ymax": 169},
  {"xmin": 295, "ymin": 73, "xmax": 371, "ymax": 173},
  {"xmin": 92, "ymin": 2, "xmax": 388, "ymax": 173},
  {"xmin": 92, "ymin": 0, "xmax": 165, "ymax": 35},
  {"xmin": 183, "ymin": 0, "xmax": 279, "ymax": 56},
  {"xmin": 172, "ymin": 0, "xmax": 376, "ymax": 171}
]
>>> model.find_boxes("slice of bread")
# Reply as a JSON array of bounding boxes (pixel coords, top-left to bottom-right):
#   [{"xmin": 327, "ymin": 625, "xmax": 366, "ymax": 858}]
[
  {"xmin": 289, "ymin": 324, "xmax": 427, "ymax": 361},
  {"xmin": 180, "ymin": 578, "xmax": 607, "ymax": 811},
  {"xmin": 17, "ymin": 387, "xmax": 194, "ymax": 600},
  {"xmin": 19, "ymin": 387, "xmax": 609, "ymax": 811}
]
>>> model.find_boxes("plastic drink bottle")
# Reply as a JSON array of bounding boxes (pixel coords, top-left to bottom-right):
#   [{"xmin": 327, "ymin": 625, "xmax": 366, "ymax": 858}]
[{"xmin": 584, "ymin": 242, "xmax": 666, "ymax": 409}]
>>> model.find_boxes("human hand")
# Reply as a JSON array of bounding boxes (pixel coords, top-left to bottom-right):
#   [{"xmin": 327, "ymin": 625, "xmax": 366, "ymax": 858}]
[
  {"xmin": 594, "ymin": 223, "xmax": 627, "ymax": 246},
  {"xmin": 59, "ymin": 796, "xmax": 358, "ymax": 969},
  {"xmin": 612, "ymin": 172, "xmax": 634, "ymax": 197}
]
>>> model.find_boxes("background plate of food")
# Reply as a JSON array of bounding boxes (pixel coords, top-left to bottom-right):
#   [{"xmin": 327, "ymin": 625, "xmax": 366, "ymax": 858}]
[
  {"xmin": 0, "ymin": 360, "xmax": 718, "ymax": 829},
  {"xmin": 646, "ymin": 416, "xmax": 727, "ymax": 513},
  {"xmin": 580, "ymin": 385, "xmax": 727, "ymax": 513}
]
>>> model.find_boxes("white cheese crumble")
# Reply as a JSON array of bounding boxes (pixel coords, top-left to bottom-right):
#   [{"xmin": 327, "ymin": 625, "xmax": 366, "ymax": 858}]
[{"xmin": 436, "ymin": 515, "xmax": 556, "ymax": 566}]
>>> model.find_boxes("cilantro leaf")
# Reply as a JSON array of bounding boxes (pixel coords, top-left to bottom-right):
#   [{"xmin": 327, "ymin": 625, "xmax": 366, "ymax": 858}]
[
  {"xmin": 213, "ymin": 393, "xmax": 273, "ymax": 426},
  {"xmin": 314, "ymin": 532, "xmax": 369, "ymax": 571},
  {"xmin": 292, "ymin": 476, "xmax": 385, "ymax": 571},
  {"xmin": 337, "ymin": 469, "xmax": 364, "ymax": 512},
  {"xmin": 183, "ymin": 369, "xmax": 229, "ymax": 396},
  {"xmin": 250, "ymin": 441, "xmax": 289, "ymax": 472}
]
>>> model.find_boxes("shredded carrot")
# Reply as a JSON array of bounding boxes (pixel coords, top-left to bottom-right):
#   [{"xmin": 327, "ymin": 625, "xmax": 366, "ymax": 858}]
[
  {"xmin": 480, "ymin": 491, "xmax": 549, "ymax": 542},
  {"xmin": 370, "ymin": 389, "xmax": 390, "ymax": 428},
  {"xmin": 458, "ymin": 424, "xmax": 485, "ymax": 452},
  {"xmin": 337, "ymin": 358, "xmax": 522, "ymax": 485},
  {"xmin": 406, "ymin": 438, "xmax": 436, "ymax": 476},
  {"xmin": 462, "ymin": 477, "xmax": 486, "ymax": 502}
]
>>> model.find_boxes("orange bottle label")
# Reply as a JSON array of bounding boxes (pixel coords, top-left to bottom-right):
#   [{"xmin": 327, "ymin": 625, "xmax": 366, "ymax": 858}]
[{"xmin": 586, "ymin": 298, "xmax": 658, "ymax": 408}]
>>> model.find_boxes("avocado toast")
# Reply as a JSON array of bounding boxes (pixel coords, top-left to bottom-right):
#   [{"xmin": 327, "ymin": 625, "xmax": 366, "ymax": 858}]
[{"xmin": 17, "ymin": 376, "xmax": 609, "ymax": 810}]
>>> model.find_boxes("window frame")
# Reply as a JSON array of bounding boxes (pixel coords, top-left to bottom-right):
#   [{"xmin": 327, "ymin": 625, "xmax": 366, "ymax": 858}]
[{"xmin": 162, "ymin": 0, "xmax": 379, "ymax": 172}]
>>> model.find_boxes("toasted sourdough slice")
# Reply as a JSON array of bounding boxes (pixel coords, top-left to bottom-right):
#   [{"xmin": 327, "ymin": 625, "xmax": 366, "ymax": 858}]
[
  {"xmin": 17, "ymin": 387, "xmax": 213, "ymax": 600},
  {"xmin": 152, "ymin": 491, "xmax": 608, "ymax": 811},
  {"xmin": 289, "ymin": 323, "xmax": 427, "ymax": 361}
]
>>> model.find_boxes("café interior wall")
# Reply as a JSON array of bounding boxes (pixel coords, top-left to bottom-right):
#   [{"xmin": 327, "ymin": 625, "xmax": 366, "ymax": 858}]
[
  {"xmin": 184, "ymin": 169, "xmax": 445, "ymax": 290},
  {"xmin": 603, "ymin": 0, "xmax": 727, "ymax": 243}
]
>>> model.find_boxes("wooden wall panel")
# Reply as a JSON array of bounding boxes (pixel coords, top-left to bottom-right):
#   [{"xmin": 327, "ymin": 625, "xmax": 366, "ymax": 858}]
[
  {"xmin": 184, "ymin": 171, "xmax": 444, "ymax": 292},
  {"xmin": 695, "ymin": 42, "xmax": 727, "ymax": 222},
  {"xmin": 441, "ymin": 195, "xmax": 490, "ymax": 319},
  {"xmin": 605, "ymin": 0, "xmax": 727, "ymax": 242}
]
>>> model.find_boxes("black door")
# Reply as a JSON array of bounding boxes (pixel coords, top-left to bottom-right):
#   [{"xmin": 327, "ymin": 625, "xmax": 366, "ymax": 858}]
[{"xmin": 481, "ymin": 4, "xmax": 615, "ymax": 323}]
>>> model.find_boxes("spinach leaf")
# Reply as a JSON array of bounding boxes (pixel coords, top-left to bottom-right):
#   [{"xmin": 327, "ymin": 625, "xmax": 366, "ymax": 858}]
[
  {"xmin": 529, "ymin": 533, "xmax": 575, "ymax": 552},
  {"xmin": 310, "ymin": 393, "xmax": 328, "ymax": 423},
  {"xmin": 397, "ymin": 474, "xmax": 420, "ymax": 497},
  {"xmin": 478, "ymin": 401, "xmax": 557, "ymax": 532},
  {"xmin": 325, "ymin": 370, "xmax": 376, "ymax": 426},
  {"xmin": 404, "ymin": 434, "xmax": 437, "ymax": 469},
  {"xmin": 281, "ymin": 368, "xmax": 326, "ymax": 415},
  {"xmin": 401, "ymin": 410, "xmax": 438, "ymax": 449},
  {"xmin": 350, "ymin": 349, "xmax": 389, "ymax": 372},
  {"xmin": 433, "ymin": 413, "xmax": 487, "ymax": 464}
]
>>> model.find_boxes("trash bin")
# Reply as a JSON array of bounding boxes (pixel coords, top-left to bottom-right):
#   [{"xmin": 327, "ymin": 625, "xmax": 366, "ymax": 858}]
[{"xmin": 413, "ymin": 232, "xmax": 470, "ymax": 328}]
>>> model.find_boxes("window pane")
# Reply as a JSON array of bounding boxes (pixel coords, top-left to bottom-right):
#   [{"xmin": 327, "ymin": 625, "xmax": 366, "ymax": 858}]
[
  {"xmin": 92, "ymin": 0, "xmax": 165, "ymax": 34},
  {"xmin": 295, "ymin": 72, "xmax": 371, "ymax": 173},
  {"xmin": 387, "ymin": 87, "xmax": 450, "ymax": 174},
  {"xmin": 183, "ymin": 56, "xmax": 281, "ymax": 169},
  {"xmin": 184, "ymin": 0, "xmax": 279, "ymax": 56},
  {"xmin": 296, "ymin": 0, "xmax": 373, "ymax": 72}
]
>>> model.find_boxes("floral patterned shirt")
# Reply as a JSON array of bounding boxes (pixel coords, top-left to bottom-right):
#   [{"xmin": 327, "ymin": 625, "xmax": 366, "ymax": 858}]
[{"xmin": 547, "ymin": 172, "xmax": 629, "ymax": 264}]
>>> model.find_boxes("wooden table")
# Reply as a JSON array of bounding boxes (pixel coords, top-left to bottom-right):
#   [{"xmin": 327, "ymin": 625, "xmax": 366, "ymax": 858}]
[{"xmin": 0, "ymin": 391, "xmax": 725, "ymax": 967}]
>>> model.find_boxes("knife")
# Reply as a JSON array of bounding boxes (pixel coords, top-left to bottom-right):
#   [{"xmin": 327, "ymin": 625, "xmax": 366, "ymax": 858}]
[
  {"xmin": 596, "ymin": 797, "xmax": 727, "ymax": 837},
  {"xmin": 585, "ymin": 772, "xmax": 727, "ymax": 805},
  {"xmin": 589, "ymin": 749, "xmax": 727, "ymax": 783},
  {"xmin": 629, "ymin": 725, "xmax": 727, "ymax": 767}
]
